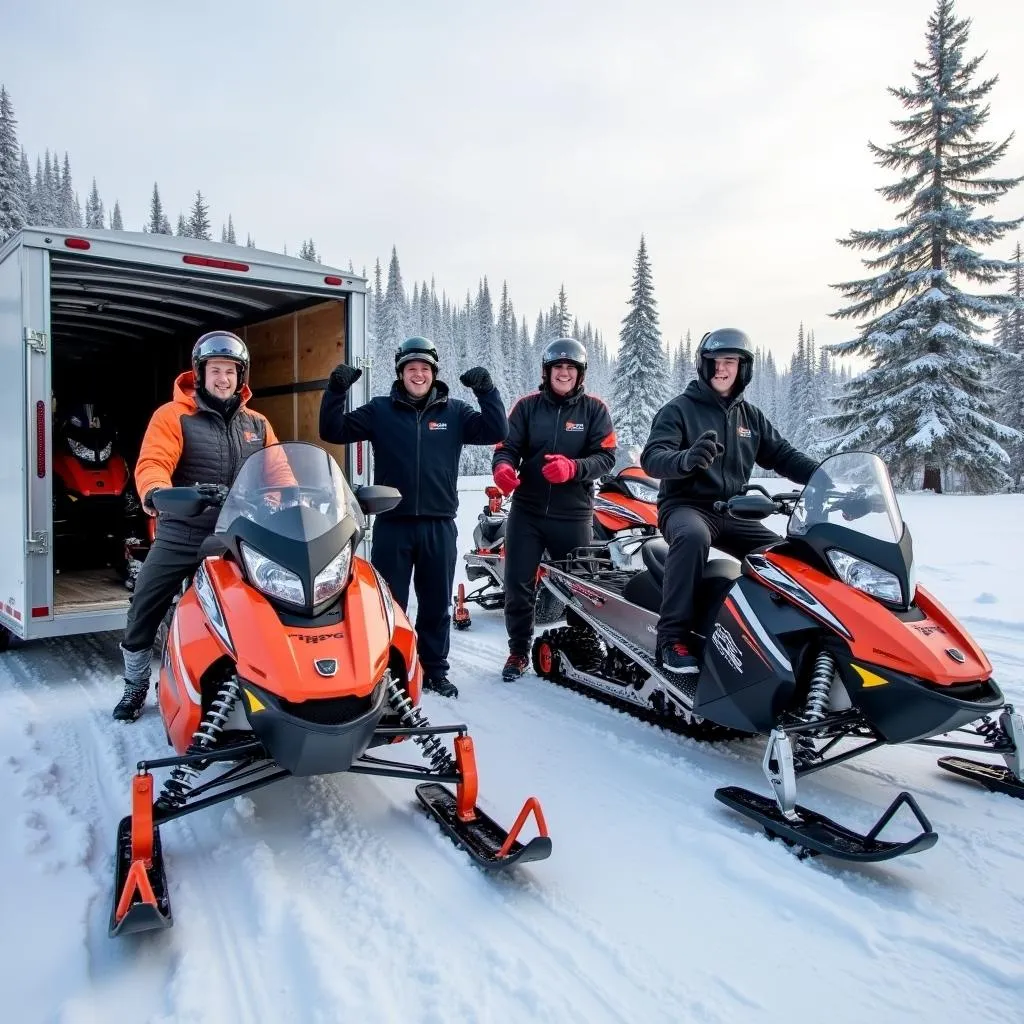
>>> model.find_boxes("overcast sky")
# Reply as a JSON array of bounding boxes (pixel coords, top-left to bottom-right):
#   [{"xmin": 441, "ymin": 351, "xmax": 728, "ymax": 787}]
[{"xmin": 4, "ymin": 0, "xmax": 1023, "ymax": 364}]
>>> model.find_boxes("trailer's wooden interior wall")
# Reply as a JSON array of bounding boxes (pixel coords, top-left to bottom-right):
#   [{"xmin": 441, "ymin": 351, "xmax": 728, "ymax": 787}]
[{"xmin": 239, "ymin": 298, "xmax": 348, "ymax": 472}]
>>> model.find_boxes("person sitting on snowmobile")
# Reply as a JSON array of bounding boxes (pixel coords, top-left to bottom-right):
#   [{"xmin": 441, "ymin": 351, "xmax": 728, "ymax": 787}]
[
  {"xmin": 319, "ymin": 336, "xmax": 508, "ymax": 700},
  {"xmin": 113, "ymin": 331, "xmax": 290, "ymax": 722},
  {"xmin": 640, "ymin": 328, "xmax": 818, "ymax": 675},
  {"xmin": 491, "ymin": 338, "xmax": 617, "ymax": 681}
]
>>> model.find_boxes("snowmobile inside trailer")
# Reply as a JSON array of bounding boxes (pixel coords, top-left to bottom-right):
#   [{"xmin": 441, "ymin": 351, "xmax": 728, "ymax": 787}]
[
  {"xmin": 530, "ymin": 451, "xmax": 1023, "ymax": 863},
  {"xmin": 452, "ymin": 463, "xmax": 660, "ymax": 630},
  {"xmin": 110, "ymin": 442, "xmax": 551, "ymax": 937}
]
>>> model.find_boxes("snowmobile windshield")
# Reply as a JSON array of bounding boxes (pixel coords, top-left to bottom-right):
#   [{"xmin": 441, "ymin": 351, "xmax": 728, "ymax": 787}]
[
  {"xmin": 215, "ymin": 441, "xmax": 365, "ymax": 543},
  {"xmin": 788, "ymin": 452, "xmax": 903, "ymax": 544}
]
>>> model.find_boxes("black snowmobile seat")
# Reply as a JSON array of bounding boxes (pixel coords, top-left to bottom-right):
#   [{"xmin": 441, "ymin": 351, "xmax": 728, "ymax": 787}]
[
  {"xmin": 478, "ymin": 514, "xmax": 507, "ymax": 546},
  {"xmin": 641, "ymin": 539, "xmax": 741, "ymax": 587},
  {"xmin": 620, "ymin": 470, "xmax": 660, "ymax": 491}
]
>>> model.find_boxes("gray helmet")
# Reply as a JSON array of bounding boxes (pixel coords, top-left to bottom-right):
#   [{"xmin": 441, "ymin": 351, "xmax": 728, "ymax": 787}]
[
  {"xmin": 192, "ymin": 331, "xmax": 249, "ymax": 390},
  {"xmin": 542, "ymin": 337, "xmax": 587, "ymax": 387},
  {"xmin": 395, "ymin": 336, "xmax": 439, "ymax": 375},
  {"xmin": 696, "ymin": 328, "xmax": 754, "ymax": 390}
]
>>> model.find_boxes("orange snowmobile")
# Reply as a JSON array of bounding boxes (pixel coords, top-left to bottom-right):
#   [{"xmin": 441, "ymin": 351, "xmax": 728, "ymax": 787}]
[{"xmin": 110, "ymin": 442, "xmax": 551, "ymax": 937}]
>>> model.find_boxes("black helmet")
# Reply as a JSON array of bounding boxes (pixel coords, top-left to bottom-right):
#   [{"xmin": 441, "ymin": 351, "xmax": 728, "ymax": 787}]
[
  {"xmin": 696, "ymin": 328, "xmax": 754, "ymax": 390},
  {"xmin": 192, "ymin": 331, "xmax": 249, "ymax": 390},
  {"xmin": 395, "ymin": 336, "xmax": 439, "ymax": 375},
  {"xmin": 542, "ymin": 337, "xmax": 587, "ymax": 386}
]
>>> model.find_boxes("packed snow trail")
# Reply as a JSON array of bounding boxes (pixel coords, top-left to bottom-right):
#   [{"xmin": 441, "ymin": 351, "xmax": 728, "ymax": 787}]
[{"xmin": 2, "ymin": 485, "xmax": 1023, "ymax": 1023}]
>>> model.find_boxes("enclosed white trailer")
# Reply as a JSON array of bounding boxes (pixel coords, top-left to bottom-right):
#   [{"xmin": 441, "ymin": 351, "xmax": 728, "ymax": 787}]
[{"xmin": 0, "ymin": 226, "xmax": 371, "ymax": 648}]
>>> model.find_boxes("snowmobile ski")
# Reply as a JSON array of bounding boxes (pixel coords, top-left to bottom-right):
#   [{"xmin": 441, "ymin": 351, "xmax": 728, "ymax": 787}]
[
  {"xmin": 416, "ymin": 782, "xmax": 552, "ymax": 868},
  {"xmin": 936, "ymin": 756, "xmax": 1024, "ymax": 799},
  {"xmin": 714, "ymin": 786, "xmax": 938, "ymax": 862}
]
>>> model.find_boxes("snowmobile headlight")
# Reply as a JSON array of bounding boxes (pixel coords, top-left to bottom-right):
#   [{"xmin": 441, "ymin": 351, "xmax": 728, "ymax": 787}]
[
  {"xmin": 827, "ymin": 549, "xmax": 903, "ymax": 605},
  {"xmin": 241, "ymin": 542, "xmax": 306, "ymax": 607},
  {"xmin": 313, "ymin": 543, "xmax": 353, "ymax": 605},
  {"xmin": 68, "ymin": 437, "xmax": 95, "ymax": 461},
  {"xmin": 623, "ymin": 479, "xmax": 659, "ymax": 504},
  {"xmin": 194, "ymin": 561, "xmax": 234, "ymax": 653},
  {"xmin": 98, "ymin": 441, "xmax": 113, "ymax": 461}
]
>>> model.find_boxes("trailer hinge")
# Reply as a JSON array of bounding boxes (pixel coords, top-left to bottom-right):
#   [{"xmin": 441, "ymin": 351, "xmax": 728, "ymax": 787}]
[
  {"xmin": 24, "ymin": 329, "xmax": 48, "ymax": 354},
  {"xmin": 356, "ymin": 355, "xmax": 373, "ymax": 372},
  {"xmin": 26, "ymin": 531, "xmax": 49, "ymax": 555}
]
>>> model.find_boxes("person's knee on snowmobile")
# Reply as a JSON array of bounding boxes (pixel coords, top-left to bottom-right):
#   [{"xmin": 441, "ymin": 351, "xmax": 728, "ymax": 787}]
[
  {"xmin": 492, "ymin": 338, "xmax": 617, "ymax": 681},
  {"xmin": 319, "ymin": 336, "xmax": 508, "ymax": 699},
  {"xmin": 639, "ymin": 328, "xmax": 820, "ymax": 675},
  {"xmin": 114, "ymin": 331, "xmax": 286, "ymax": 721}
]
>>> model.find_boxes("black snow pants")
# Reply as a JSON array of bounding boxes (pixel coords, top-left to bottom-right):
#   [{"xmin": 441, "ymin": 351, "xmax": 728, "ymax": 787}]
[
  {"xmin": 371, "ymin": 516, "xmax": 458, "ymax": 679},
  {"xmin": 656, "ymin": 505, "xmax": 779, "ymax": 648},
  {"xmin": 504, "ymin": 506, "xmax": 592, "ymax": 656},
  {"xmin": 122, "ymin": 535, "xmax": 205, "ymax": 657}
]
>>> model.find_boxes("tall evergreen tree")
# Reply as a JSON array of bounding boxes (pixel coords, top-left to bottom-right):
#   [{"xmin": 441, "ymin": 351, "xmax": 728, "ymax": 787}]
[
  {"xmin": 0, "ymin": 86, "xmax": 25, "ymax": 241},
  {"xmin": 823, "ymin": 0, "xmax": 1023, "ymax": 492},
  {"xmin": 176, "ymin": 212, "xmax": 189, "ymax": 237},
  {"xmin": 223, "ymin": 214, "xmax": 237, "ymax": 244},
  {"xmin": 59, "ymin": 153, "xmax": 80, "ymax": 227},
  {"xmin": 553, "ymin": 284, "xmax": 571, "ymax": 337},
  {"xmin": 377, "ymin": 246, "xmax": 407, "ymax": 396},
  {"xmin": 246, "ymin": 233, "xmax": 255, "ymax": 248},
  {"xmin": 611, "ymin": 235, "xmax": 669, "ymax": 446},
  {"xmin": 187, "ymin": 190, "xmax": 211, "ymax": 240},
  {"xmin": 85, "ymin": 178, "xmax": 105, "ymax": 229},
  {"xmin": 298, "ymin": 238, "xmax": 320, "ymax": 262},
  {"xmin": 18, "ymin": 148, "xmax": 32, "ymax": 225},
  {"xmin": 994, "ymin": 242, "xmax": 1024, "ymax": 487},
  {"xmin": 148, "ymin": 183, "xmax": 171, "ymax": 234},
  {"xmin": 110, "ymin": 201, "xmax": 123, "ymax": 230}
]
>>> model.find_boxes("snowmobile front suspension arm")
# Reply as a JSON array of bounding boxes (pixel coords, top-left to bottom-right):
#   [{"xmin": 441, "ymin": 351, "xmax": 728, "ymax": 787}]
[
  {"xmin": 136, "ymin": 739, "xmax": 266, "ymax": 773},
  {"xmin": 794, "ymin": 737, "xmax": 887, "ymax": 778},
  {"xmin": 153, "ymin": 767, "xmax": 291, "ymax": 826}
]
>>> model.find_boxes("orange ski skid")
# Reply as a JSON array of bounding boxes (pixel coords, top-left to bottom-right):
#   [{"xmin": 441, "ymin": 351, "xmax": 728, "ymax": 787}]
[
  {"xmin": 496, "ymin": 797, "xmax": 549, "ymax": 859},
  {"xmin": 761, "ymin": 552, "xmax": 993, "ymax": 685},
  {"xmin": 114, "ymin": 774, "xmax": 157, "ymax": 926}
]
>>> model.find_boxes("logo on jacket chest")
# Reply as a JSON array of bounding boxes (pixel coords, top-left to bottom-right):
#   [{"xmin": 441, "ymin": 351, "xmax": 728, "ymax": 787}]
[
  {"xmin": 565, "ymin": 422, "xmax": 585, "ymax": 432},
  {"xmin": 427, "ymin": 421, "xmax": 448, "ymax": 431},
  {"xmin": 737, "ymin": 426, "xmax": 751, "ymax": 439}
]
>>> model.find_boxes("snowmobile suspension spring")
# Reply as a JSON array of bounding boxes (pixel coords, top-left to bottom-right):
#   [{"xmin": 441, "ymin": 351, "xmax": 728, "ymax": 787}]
[
  {"xmin": 976, "ymin": 716, "xmax": 1005, "ymax": 745},
  {"xmin": 384, "ymin": 672, "xmax": 456, "ymax": 774},
  {"xmin": 158, "ymin": 676, "xmax": 242, "ymax": 809},
  {"xmin": 794, "ymin": 650, "xmax": 836, "ymax": 761}
]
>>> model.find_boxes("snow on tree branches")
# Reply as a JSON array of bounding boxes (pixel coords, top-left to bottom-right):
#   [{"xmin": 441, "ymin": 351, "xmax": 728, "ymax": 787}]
[{"xmin": 822, "ymin": 0, "xmax": 1023, "ymax": 493}]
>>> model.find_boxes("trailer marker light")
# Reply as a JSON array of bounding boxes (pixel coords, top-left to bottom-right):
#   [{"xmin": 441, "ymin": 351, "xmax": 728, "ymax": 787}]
[
  {"xmin": 183, "ymin": 254, "xmax": 250, "ymax": 272},
  {"xmin": 356, "ymin": 442, "xmax": 363, "ymax": 475},
  {"xmin": 32, "ymin": 607, "xmax": 49, "ymax": 618},
  {"xmin": 324, "ymin": 275, "xmax": 343, "ymax": 286},
  {"xmin": 36, "ymin": 401, "xmax": 46, "ymax": 478},
  {"xmin": 64, "ymin": 237, "xmax": 91, "ymax": 250}
]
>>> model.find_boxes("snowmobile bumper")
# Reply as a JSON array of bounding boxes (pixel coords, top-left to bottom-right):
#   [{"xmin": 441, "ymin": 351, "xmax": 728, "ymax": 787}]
[
  {"xmin": 714, "ymin": 786, "xmax": 938, "ymax": 862},
  {"xmin": 109, "ymin": 774, "xmax": 172, "ymax": 936}
]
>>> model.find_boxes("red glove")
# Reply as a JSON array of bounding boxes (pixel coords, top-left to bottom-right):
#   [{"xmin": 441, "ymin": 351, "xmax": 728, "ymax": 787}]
[
  {"xmin": 493, "ymin": 463, "xmax": 521, "ymax": 495},
  {"xmin": 542, "ymin": 454, "xmax": 577, "ymax": 484}
]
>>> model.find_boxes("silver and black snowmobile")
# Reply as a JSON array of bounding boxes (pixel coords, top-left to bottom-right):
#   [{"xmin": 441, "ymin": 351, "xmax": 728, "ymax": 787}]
[{"xmin": 531, "ymin": 451, "xmax": 1024, "ymax": 863}]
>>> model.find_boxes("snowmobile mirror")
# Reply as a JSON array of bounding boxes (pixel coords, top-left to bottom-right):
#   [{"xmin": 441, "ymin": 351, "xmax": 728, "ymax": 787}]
[
  {"xmin": 726, "ymin": 493, "xmax": 778, "ymax": 521},
  {"xmin": 150, "ymin": 487, "xmax": 207, "ymax": 519},
  {"xmin": 485, "ymin": 486, "xmax": 503, "ymax": 499},
  {"xmin": 355, "ymin": 485, "xmax": 402, "ymax": 516}
]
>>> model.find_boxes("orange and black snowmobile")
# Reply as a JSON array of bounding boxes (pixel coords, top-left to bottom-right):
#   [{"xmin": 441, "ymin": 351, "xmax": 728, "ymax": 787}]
[
  {"xmin": 452, "ymin": 464, "xmax": 660, "ymax": 630},
  {"xmin": 110, "ymin": 441, "xmax": 551, "ymax": 937},
  {"xmin": 531, "ymin": 451, "xmax": 1023, "ymax": 862}
]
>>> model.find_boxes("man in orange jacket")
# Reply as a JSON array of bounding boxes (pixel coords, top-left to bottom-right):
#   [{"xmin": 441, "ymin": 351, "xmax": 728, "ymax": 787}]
[{"xmin": 113, "ymin": 330, "xmax": 284, "ymax": 721}]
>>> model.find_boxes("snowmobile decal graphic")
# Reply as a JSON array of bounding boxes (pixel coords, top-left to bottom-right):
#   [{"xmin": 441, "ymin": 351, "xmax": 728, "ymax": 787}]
[{"xmin": 712, "ymin": 622, "xmax": 743, "ymax": 673}]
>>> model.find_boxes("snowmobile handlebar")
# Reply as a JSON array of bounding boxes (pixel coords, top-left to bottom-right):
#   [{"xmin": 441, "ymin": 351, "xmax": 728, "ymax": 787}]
[
  {"xmin": 714, "ymin": 485, "xmax": 802, "ymax": 521},
  {"xmin": 150, "ymin": 485, "xmax": 226, "ymax": 519}
]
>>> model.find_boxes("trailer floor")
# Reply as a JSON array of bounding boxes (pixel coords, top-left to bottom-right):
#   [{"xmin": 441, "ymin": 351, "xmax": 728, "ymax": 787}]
[{"xmin": 54, "ymin": 569, "xmax": 131, "ymax": 614}]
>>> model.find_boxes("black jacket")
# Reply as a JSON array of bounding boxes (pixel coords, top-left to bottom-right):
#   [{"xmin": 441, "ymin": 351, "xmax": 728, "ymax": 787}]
[
  {"xmin": 319, "ymin": 379, "xmax": 507, "ymax": 519},
  {"xmin": 492, "ymin": 386, "xmax": 617, "ymax": 520},
  {"xmin": 640, "ymin": 378, "xmax": 818, "ymax": 517}
]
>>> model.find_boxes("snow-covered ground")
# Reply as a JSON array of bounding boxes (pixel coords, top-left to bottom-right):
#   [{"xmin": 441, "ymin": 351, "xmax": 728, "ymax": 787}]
[{"xmin": 3, "ymin": 480, "xmax": 1023, "ymax": 1023}]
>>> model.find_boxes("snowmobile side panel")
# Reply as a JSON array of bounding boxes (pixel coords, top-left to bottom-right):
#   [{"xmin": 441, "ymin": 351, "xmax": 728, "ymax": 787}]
[
  {"xmin": 936, "ymin": 756, "xmax": 1024, "ymax": 798},
  {"xmin": 416, "ymin": 783, "xmax": 552, "ymax": 868},
  {"xmin": 714, "ymin": 786, "xmax": 938, "ymax": 862}
]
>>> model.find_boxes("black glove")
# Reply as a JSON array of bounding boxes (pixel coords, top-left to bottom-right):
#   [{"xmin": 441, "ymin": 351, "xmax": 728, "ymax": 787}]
[
  {"xmin": 681, "ymin": 430, "xmax": 725, "ymax": 472},
  {"xmin": 459, "ymin": 366, "xmax": 493, "ymax": 394},
  {"xmin": 195, "ymin": 482, "xmax": 229, "ymax": 507},
  {"xmin": 328, "ymin": 363, "xmax": 362, "ymax": 395}
]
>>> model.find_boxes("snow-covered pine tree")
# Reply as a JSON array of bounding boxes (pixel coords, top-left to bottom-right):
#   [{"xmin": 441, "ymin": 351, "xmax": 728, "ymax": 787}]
[
  {"xmin": 611, "ymin": 235, "xmax": 669, "ymax": 446},
  {"xmin": 246, "ymin": 234, "xmax": 255, "ymax": 248},
  {"xmin": 298, "ymin": 239, "xmax": 320, "ymax": 262},
  {"xmin": 85, "ymin": 178, "xmax": 104, "ymax": 229},
  {"xmin": 176, "ymin": 213, "xmax": 189, "ymax": 237},
  {"xmin": 376, "ymin": 246, "xmax": 407, "ymax": 396},
  {"xmin": 41, "ymin": 152, "xmax": 56, "ymax": 225},
  {"xmin": 148, "ymin": 183, "xmax": 171, "ymax": 234},
  {"xmin": 822, "ymin": 0, "xmax": 1023, "ymax": 492},
  {"xmin": 0, "ymin": 86, "xmax": 26, "ymax": 241},
  {"xmin": 18, "ymin": 148, "xmax": 32, "ymax": 225},
  {"xmin": 225, "ymin": 215, "xmax": 236, "ymax": 244},
  {"xmin": 59, "ymin": 154, "xmax": 80, "ymax": 227},
  {"xmin": 110, "ymin": 201, "xmax": 123, "ymax": 230},
  {"xmin": 187, "ymin": 191, "xmax": 211, "ymax": 240},
  {"xmin": 994, "ymin": 242, "xmax": 1024, "ymax": 487}
]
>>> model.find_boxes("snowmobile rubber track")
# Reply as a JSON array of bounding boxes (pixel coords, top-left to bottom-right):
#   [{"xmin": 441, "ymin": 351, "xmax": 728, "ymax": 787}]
[
  {"xmin": 936, "ymin": 756, "xmax": 1024, "ymax": 798},
  {"xmin": 108, "ymin": 815, "xmax": 173, "ymax": 937},
  {"xmin": 714, "ymin": 786, "xmax": 939, "ymax": 862},
  {"xmin": 533, "ymin": 626, "xmax": 741, "ymax": 743},
  {"xmin": 415, "ymin": 783, "xmax": 552, "ymax": 868}
]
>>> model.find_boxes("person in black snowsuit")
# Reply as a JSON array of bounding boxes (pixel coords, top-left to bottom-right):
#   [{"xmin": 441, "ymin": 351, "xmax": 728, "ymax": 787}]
[
  {"xmin": 640, "ymin": 328, "xmax": 819, "ymax": 674},
  {"xmin": 491, "ymin": 338, "xmax": 617, "ymax": 681},
  {"xmin": 319, "ymin": 337, "xmax": 507, "ymax": 698}
]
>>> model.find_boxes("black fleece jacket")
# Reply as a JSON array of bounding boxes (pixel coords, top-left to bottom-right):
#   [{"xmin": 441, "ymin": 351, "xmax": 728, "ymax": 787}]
[
  {"xmin": 319, "ymin": 379, "xmax": 507, "ymax": 519},
  {"xmin": 640, "ymin": 378, "xmax": 818, "ymax": 517}
]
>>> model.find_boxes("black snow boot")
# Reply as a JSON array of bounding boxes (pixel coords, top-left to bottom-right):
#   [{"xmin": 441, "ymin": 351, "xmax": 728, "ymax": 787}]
[
  {"xmin": 660, "ymin": 642, "xmax": 700, "ymax": 675},
  {"xmin": 423, "ymin": 675, "xmax": 459, "ymax": 699},
  {"xmin": 112, "ymin": 679, "xmax": 149, "ymax": 721},
  {"xmin": 502, "ymin": 654, "xmax": 529, "ymax": 682}
]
